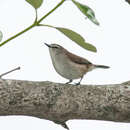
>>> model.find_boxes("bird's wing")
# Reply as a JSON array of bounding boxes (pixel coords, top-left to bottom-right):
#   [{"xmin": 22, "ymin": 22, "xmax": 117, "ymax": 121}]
[{"xmin": 64, "ymin": 49, "xmax": 92, "ymax": 65}]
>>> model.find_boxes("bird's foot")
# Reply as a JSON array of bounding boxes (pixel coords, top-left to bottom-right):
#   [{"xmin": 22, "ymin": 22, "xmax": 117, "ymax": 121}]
[
  {"xmin": 65, "ymin": 79, "xmax": 73, "ymax": 84},
  {"xmin": 75, "ymin": 82, "xmax": 80, "ymax": 85}
]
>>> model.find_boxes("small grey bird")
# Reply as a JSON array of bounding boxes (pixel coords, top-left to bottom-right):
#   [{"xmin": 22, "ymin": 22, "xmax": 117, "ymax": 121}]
[{"xmin": 45, "ymin": 43, "xmax": 110, "ymax": 85}]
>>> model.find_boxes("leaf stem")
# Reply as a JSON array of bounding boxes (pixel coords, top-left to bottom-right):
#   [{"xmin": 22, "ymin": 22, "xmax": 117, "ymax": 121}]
[
  {"xmin": 34, "ymin": 9, "xmax": 38, "ymax": 24},
  {"xmin": 37, "ymin": 24, "xmax": 55, "ymax": 28},
  {"xmin": 37, "ymin": 0, "xmax": 65, "ymax": 23},
  {"xmin": 0, "ymin": 0, "xmax": 65, "ymax": 47}
]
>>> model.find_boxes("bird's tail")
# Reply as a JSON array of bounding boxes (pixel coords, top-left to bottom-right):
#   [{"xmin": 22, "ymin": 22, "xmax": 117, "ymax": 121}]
[{"xmin": 94, "ymin": 64, "xmax": 110, "ymax": 69}]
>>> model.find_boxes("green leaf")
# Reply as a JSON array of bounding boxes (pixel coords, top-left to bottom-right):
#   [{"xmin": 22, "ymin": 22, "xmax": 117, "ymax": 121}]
[
  {"xmin": 56, "ymin": 27, "xmax": 97, "ymax": 52},
  {"xmin": 72, "ymin": 0, "xmax": 99, "ymax": 25},
  {"xmin": 25, "ymin": 0, "xmax": 43, "ymax": 9},
  {"xmin": 0, "ymin": 31, "xmax": 3, "ymax": 42}
]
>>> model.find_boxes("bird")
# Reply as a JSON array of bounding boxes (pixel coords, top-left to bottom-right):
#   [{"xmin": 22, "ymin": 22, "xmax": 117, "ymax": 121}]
[{"xmin": 45, "ymin": 43, "xmax": 110, "ymax": 85}]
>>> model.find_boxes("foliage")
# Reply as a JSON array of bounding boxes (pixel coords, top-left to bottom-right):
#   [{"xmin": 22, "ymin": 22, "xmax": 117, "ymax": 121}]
[
  {"xmin": 1, "ymin": 0, "xmax": 127, "ymax": 52},
  {"xmin": 72, "ymin": 0, "xmax": 99, "ymax": 25},
  {"xmin": 0, "ymin": 0, "xmax": 100, "ymax": 52},
  {"xmin": 56, "ymin": 27, "xmax": 97, "ymax": 52},
  {"xmin": 26, "ymin": 0, "xmax": 43, "ymax": 9}
]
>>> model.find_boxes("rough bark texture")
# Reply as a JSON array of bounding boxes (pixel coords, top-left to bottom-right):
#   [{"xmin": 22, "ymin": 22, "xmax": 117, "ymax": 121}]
[{"xmin": 0, "ymin": 79, "xmax": 130, "ymax": 128}]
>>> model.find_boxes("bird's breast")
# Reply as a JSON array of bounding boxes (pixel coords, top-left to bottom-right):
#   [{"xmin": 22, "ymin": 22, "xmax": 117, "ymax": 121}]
[{"xmin": 49, "ymin": 50, "xmax": 87, "ymax": 79}]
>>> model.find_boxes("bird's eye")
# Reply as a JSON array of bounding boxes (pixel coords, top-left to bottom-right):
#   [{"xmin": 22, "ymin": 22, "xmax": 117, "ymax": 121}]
[{"xmin": 52, "ymin": 46, "xmax": 59, "ymax": 49}]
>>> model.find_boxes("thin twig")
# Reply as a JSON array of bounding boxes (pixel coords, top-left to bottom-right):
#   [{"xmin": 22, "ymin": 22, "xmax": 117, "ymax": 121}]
[
  {"xmin": 0, "ymin": 67, "xmax": 20, "ymax": 78},
  {"xmin": 0, "ymin": 0, "xmax": 65, "ymax": 47}
]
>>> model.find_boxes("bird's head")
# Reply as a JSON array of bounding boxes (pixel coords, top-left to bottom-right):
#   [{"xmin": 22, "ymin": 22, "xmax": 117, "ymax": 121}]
[{"xmin": 44, "ymin": 43, "xmax": 64, "ymax": 54}]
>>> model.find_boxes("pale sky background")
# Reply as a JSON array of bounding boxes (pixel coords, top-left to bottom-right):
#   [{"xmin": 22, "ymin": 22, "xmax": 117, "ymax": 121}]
[{"xmin": 0, "ymin": 0, "xmax": 130, "ymax": 130}]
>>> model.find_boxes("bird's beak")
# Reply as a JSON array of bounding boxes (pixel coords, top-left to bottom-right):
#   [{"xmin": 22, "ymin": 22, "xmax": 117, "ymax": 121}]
[{"xmin": 44, "ymin": 43, "xmax": 51, "ymax": 48}]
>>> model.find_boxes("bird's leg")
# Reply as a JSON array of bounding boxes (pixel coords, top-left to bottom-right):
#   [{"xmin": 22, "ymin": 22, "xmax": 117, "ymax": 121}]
[
  {"xmin": 65, "ymin": 79, "xmax": 73, "ymax": 84},
  {"xmin": 75, "ymin": 76, "xmax": 84, "ymax": 85}
]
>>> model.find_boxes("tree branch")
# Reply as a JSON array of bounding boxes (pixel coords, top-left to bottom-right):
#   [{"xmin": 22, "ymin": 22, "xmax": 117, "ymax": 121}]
[{"xmin": 0, "ymin": 79, "xmax": 130, "ymax": 129}]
